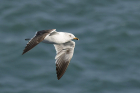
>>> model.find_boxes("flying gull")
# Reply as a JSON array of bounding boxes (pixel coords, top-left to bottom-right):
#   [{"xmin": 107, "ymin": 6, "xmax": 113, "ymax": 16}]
[{"xmin": 22, "ymin": 29, "xmax": 79, "ymax": 80}]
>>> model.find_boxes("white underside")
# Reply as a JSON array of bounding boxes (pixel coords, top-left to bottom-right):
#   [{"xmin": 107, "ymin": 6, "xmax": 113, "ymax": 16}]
[{"xmin": 43, "ymin": 32, "xmax": 73, "ymax": 44}]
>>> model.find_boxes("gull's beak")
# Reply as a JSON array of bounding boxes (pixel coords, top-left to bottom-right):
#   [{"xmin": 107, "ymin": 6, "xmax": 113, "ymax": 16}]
[{"xmin": 73, "ymin": 37, "xmax": 79, "ymax": 40}]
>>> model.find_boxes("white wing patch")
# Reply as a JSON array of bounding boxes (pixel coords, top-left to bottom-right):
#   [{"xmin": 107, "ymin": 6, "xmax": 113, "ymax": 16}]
[{"xmin": 54, "ymin": 41, "xmax": 75, "ymax": 80}]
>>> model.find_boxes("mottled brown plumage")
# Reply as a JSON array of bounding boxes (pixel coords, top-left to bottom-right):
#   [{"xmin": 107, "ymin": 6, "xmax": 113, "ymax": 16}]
[{"xmin": 22, "ymin": 29, "xmax": 55, "ymax": 55}]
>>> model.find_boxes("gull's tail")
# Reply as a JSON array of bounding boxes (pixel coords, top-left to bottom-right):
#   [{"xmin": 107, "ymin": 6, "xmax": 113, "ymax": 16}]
[{"xmin": 25, "ymin": 38, "xmax": 31, "ymax": 41}]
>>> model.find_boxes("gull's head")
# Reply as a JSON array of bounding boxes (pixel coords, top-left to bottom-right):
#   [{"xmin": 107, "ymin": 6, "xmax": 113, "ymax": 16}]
[{"xmin": 68, "ymin": 33, "xmax": 79, "ymax": 40}]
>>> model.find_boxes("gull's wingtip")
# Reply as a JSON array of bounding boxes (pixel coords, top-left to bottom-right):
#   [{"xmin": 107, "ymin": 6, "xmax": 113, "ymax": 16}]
[
  {"xmin": 22, "ymin": 51, "xmax": 25, "ymax": 55},
  {"xmin": 57, "ymin": 77, "xmax": 61, "ymax": 80}
]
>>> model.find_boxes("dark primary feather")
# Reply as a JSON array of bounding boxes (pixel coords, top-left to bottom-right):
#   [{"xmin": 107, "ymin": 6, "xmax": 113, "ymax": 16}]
[
  {"xmin": 54, "ymin": 41, "xmax": 75, "ymax": 80},
  {"xmin": 56, "ymin": 49, "xmax": 72, "ymax": 80},
  {"xmin": 22, "ymin": 29, "xmax": 55, "ymax": 55}
]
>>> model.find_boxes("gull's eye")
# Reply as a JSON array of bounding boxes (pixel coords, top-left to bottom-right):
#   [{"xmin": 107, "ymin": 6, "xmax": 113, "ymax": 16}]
[{"xmin": 69, "ymin": 35, "xmax": 72, "ymax": 37}]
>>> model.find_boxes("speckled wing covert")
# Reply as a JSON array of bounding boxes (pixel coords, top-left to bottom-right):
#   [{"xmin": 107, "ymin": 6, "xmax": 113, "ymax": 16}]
[
  {"xmin": 22, "ymin": 29, "xmax": 56, "ymax": 55},
  {"xmin": 54, "ymin": 41, "xmax": 75, "ymax": 80}
]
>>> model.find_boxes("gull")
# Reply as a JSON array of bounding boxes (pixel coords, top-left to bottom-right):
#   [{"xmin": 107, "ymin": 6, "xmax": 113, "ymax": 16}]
[{"xmin": 22, "ymin": 29, "xmax": 79, "ymax": 80}]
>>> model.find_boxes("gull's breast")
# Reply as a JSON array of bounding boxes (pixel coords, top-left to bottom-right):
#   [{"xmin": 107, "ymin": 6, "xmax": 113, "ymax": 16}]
[{"xmin": 43, "ymin": 35, "xmax": 66, "ymax": 44}]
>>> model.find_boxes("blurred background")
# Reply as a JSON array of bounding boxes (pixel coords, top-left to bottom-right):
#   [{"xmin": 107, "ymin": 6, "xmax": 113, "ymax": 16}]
[{"xmin": 0, "ymin": 0, "xmax": 140, "ymax": 93}]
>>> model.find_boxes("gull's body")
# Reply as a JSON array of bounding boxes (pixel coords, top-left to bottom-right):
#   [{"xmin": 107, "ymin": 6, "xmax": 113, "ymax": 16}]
[{"xmin": 22, "ymin": 29, "xmax": 79, "ymax": 80}]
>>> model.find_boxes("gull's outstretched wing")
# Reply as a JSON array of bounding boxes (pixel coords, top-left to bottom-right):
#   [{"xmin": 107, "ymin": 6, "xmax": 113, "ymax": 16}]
[
  {"xmin": 54, "ymin": 41, "xmax": 75, "ymax": 80},
  {"xmin": 22, "ymin": 29, "xmax": 56, "ymax": 55}
]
